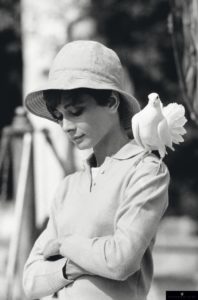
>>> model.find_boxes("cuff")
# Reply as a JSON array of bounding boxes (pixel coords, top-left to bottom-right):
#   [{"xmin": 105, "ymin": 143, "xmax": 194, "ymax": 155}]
[{"xmin": 46, "ymin": 258, "xmax": 73, "ymax": 290}]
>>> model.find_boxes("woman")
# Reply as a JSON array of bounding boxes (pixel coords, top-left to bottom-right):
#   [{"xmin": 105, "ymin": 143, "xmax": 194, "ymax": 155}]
[{"xmin": 23, "ymin": 40, "xmax": 169, "ymax": 300}]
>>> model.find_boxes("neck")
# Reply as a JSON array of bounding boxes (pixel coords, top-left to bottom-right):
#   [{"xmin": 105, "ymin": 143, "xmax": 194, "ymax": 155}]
[{"xmin": 93, "ymin": 125, "xmax": 129, "ymax": 167}]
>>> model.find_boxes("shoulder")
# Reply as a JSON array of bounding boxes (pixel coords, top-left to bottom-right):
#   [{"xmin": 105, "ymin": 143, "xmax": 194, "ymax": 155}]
[
  {"xmin": 138, "ymin": 152, "xmax": 168, "ymax": 169},
  {"xmin": 112, "ymin": 140, "xmax": 170, "ymax": 185},
  {"xmin": 130, "ymin": 151, "xmax": 170, "ymax": 187},
  {"xmin": 137, "ymin": 153, "xmax": 170, "ymax": 187},
  {"xmin": 123, "ymin": 153, "xmax": 170, "ymax": 211}
]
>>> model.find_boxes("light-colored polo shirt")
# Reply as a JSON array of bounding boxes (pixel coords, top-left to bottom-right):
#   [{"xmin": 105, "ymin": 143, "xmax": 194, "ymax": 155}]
[{"xmin": 23, "ymin": 140, "xmax": 170, "ymax": 300}]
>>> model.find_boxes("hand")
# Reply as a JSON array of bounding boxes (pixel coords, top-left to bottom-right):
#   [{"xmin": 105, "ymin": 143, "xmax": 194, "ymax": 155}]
[
  {"xmin": 43, "ymin": 239, "xmax": 60, "ymax": 259},
  {"xmin": 65, "ymin": 260, "xmax": 92, "ymax": 281}
]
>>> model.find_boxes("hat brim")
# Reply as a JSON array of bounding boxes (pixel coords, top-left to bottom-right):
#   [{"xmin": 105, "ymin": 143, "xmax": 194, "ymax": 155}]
[{"xmin": 25, "ymin": 82, "xmax": 140, "ymax": 130}]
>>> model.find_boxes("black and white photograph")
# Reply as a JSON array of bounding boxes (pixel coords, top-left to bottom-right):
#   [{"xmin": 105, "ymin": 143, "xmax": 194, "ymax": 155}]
[{"xmin": 0, "ymin": 1, "xmax": 197, "ymax": 300}]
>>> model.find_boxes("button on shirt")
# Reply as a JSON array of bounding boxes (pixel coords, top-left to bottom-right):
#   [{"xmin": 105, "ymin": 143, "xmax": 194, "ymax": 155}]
[{"xmin": 23, "ymin": 140, "xmax": 170, "ymax": 300}]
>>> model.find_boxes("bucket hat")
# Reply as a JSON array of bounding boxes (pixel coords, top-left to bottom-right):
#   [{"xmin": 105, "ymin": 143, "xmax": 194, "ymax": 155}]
[{"xmin": 25, "ymin": 40, "xmax": 140, "ymax": 129}]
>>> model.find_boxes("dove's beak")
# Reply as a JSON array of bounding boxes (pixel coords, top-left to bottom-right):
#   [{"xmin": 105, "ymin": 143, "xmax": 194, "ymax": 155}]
[
  {"xmin": 154, "ymin": 97, "xmax": 160, "ymax": 105},
  {"xmin": 154, "ymin": 99, "xmax": 158, "ymax": 104}
]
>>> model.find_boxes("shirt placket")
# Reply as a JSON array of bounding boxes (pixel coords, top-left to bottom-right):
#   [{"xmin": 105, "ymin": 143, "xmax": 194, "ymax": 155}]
[{"xmin": 84, "ymin": 157, "xmax": 113, "ymax": 192}]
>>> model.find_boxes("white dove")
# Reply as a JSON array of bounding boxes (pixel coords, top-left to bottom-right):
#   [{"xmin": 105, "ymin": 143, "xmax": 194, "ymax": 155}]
[{"xmin": 131, "ymin": 92, "xmax": 187, "ymax": 159}]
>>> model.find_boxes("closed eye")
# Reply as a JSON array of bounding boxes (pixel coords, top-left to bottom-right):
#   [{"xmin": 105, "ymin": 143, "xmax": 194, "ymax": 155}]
[
  {"xmin": 67, "ymin": 107, "xmax": 84, "ymax": 117},
  {"xmin": 52, "ymin": 106, "xmax": 85, "ymax": 122}
]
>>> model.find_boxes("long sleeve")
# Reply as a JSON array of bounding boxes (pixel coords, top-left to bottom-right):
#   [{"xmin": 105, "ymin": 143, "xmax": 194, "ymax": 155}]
[
  {"xmin": 65, "ymin": 259, "xmax": 93, "ymax": 281},
  {"xmin": 23, "ymin": 181, "xmax": 73, "ymax": 299},
  {"xmin": 60, "ymin": 156, "xmax": 170, "ymax": 281},
  {"xmin": 23, "ymin": 229, "xmax": 71, "ymax": 299}
]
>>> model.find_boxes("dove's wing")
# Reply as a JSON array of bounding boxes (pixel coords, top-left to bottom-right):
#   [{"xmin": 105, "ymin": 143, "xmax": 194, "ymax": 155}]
[
  {"xmin": 131, "ymin": 114, "xmax": 144, "ymax": 148},
  {"xmin": 157, "ymin": 119, "xmax": 173, "ymax": 151},
  {"xmin": 163, "ymin": 103, "xmax": 187, "ymax": 145}
]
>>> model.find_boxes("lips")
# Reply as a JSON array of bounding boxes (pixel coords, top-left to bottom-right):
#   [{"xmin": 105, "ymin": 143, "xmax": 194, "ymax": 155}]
[{"xmin": 73, "ymin": 134, "xmax": 85, "ymax": 142}]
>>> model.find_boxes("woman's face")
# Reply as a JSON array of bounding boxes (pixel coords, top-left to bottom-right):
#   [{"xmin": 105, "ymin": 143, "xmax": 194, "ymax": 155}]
[{"xmin": 54, "ymin": 91, "xmax": 117, "ymax": 150}]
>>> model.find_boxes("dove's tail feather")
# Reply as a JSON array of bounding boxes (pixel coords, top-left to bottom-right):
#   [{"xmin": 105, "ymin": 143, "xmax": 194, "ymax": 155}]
[{"xmin": 162, "ymin": 103, "xmax": 187, "ymax": 146}]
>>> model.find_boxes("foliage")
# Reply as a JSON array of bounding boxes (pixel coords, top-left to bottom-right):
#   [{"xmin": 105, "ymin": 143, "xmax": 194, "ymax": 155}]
[
  {"xmin": 90, "ymin": 0, "xmax": 179, "ymax": 106},
  {"xmin": 0, "ymin": 0, "xmax": 22, "ymax": 128},
  {"xmin": 169, "ymin": 0, "xmax": 198, "ymax": 123}
]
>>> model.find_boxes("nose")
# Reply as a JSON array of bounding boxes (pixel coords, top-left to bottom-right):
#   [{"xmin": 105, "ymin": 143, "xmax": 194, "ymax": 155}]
[{"xmin": 61, "ymin": 118, "xmax": 76, "ymax": 133}]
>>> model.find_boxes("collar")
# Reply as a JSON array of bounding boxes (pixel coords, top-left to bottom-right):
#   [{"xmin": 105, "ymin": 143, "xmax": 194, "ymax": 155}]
[
  {"xmin": 112, "ymin": 139, "xmax": 145, "ymax": 160},
  {"xmin": 84, "ymin": 139, "xmax": 145, "ymax": 168}
]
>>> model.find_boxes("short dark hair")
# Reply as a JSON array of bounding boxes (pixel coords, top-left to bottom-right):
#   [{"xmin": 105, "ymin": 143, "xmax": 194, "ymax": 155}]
[
  {"xmin": 43, "ymin": 88, "xmax": 132, "ymax": 136},
  {"xmin": 45, "ymin": 87, "xmax": 119, "ymax": 115},
  {"xmin": 43, "ymin": 88, "xmax": 111, "ymax": 116}
]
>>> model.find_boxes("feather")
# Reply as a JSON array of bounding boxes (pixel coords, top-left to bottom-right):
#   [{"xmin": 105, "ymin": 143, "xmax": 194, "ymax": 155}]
[
  {"xmin": 162, "ymin": 102, "xmax": 187, "ymax": 145},
  {"xmin": 131, "ymin": 93, "xmax": 187, "ymax": 160}
]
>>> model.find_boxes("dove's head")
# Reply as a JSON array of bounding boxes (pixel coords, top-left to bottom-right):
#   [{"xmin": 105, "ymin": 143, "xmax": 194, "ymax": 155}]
[{"xmin": 148, "ymin": 93, "xmax": 161, "ymax": 109}]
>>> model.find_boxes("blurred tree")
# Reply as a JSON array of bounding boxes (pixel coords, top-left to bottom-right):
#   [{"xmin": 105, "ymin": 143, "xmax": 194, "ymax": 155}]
[
  {"xmin": 0, "ymin": 0, "xmax": 22, "ymax": 129},
  {"xmin": 169, "ymin": 0, "xmax": 198, "ymax": 123}
]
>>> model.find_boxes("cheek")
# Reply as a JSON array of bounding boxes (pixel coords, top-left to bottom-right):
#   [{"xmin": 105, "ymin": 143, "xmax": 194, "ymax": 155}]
[
  {"xmin": 78, "ymin": 121, "xmax": 100, "ymax": 137},
  {"xmin": 77, "ymin": 108, "xmax": 112, "ymax": 139},
  {"xmin": 88, "ymin": 115, "xmax": 111, "ymax": 138}
]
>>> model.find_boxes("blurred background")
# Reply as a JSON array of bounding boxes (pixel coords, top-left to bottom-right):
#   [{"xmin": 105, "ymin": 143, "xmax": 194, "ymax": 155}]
[{"xmin": 0, "ymin": 0, "xmax": 198, "ymax": 299}]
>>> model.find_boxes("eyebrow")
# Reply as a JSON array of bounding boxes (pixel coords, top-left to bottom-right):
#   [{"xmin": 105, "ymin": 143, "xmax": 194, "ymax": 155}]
[
  {"xmin": 62, "ymin": 97, "xmax": 86, "ymax": 109},
  {"xmin": 63, "ymin": 103, "xmax": 74, "ymax": 109},
  {"xmin": 60, "ymin": 91, "xmax": 89, "ymax": 110},
  {"xmin": 63, "ymin": 101, "xmax": 85, "ymax": 109}
]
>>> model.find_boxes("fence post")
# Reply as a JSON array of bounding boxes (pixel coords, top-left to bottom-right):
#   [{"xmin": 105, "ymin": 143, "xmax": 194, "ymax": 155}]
[{"xmin": 10, "ymin": 107, "xmax": 36, "ymax": 299}]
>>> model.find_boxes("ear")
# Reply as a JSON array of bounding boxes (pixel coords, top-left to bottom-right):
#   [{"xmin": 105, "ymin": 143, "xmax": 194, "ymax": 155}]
[{"xmin": 107, "ymin": 91, "xmax": 120, "ymax": 113}]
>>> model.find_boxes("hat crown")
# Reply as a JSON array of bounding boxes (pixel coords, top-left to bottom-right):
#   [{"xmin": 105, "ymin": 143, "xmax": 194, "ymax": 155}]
[
  {"xmin": 25, "ymin": 40, "xmax": 140, "ymax": 129},
  {"xmin": 49, "ymin": 40, "xmax": 122, "ymax": 87}
]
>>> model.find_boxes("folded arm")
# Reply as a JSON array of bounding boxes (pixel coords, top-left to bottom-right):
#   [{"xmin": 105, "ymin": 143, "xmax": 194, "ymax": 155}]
[
  {"xmin": 23, "ymin": 217, "xmax": 73, "ymax": 299},
  {"xmin": 23, "ymin": 177, "xmax": 93, "ymax": 299},
  {"xmin": 60, "ymin": 157, "xmax": 170, "ymax": 281}
]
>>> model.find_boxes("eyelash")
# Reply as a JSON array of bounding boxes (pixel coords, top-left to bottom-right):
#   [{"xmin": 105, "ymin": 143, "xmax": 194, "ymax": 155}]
[
  {"xmin": 70, "ymin": 108, "xmax": 84, "ymax": 116},
  {"xmin": 53, "ymin": 108, "xmax": 84, "ymax": 122}
]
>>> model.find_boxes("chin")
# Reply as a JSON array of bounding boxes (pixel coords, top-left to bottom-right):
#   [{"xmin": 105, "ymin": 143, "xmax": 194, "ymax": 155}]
[{"xmin": 74, "ymin": 140, "xmax": 93, "ymax": 150}]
